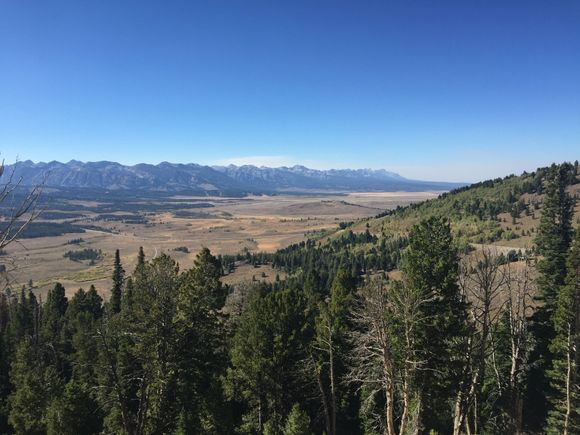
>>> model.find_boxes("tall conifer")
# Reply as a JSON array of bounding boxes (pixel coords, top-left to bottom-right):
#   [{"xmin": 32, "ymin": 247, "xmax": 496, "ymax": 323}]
[
  {"xmin": 527, "ymin": 163, "xmax": 575, "ymax": 429},
  {"xmin": 546, "ymin": 229, "xmax": 580, "ymax": 434},
  {"xmin": 110, "ymin": 250, "xmax": 124, "ymax": 314}
]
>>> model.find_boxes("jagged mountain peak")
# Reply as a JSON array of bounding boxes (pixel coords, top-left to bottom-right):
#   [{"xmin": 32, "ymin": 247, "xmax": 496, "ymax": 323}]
[{"xmin": 2, "ymin": 160, "xmax": 463, "ymax": 194}]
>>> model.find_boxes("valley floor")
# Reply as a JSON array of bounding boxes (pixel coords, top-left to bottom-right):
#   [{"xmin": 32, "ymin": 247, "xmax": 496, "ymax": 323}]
[{"xmin": 3, "ymin": 191, "xmax": 437, "ymax": 298}]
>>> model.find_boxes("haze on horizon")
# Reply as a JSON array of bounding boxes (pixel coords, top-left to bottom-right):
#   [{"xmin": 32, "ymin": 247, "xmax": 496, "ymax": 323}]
[{"xmin": 1, "ymin": 1, "xmax": 579, "ymax": 183}]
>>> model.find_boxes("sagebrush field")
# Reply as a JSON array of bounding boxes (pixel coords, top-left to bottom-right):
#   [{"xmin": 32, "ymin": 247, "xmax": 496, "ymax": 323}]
[{"xmin": 4, "ymin": 191, "xmax": 436, "ymax": 297}]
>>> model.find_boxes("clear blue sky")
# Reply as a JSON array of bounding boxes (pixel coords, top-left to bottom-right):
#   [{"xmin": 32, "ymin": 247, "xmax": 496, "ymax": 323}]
[{"xmin": 1, "ymin": 1, "xmax": 579, "ymax": 182}]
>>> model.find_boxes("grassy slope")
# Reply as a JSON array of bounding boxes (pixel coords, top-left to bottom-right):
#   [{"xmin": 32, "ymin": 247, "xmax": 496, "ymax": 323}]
[
  {"xmin": 232, "ymin": 164, "xmax": 580, "ymax": 290},
  {"xmin": 345, "ymin": 163, "xmax": 580, "ymax": 252}
]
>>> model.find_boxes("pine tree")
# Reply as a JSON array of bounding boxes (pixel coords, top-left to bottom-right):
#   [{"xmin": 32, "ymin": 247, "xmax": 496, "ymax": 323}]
[
  {"xmin": 184, "ymin": 247, "xmax": 226, "ymax": 310},
  {"xmin": 0, "ymin": 293, "xmax": 10, "ymax": 432},
  {"xmin": 401, "ymin": 216, "xmax": 468, "ymax": 433},
  {"xmin": 546, "ymin": 229, "xmax": 580, "ymax": 434},
  {"xmin": 110, "ymin": 249, "xmax": 124, "ymax": 314},
  {"xmin": 283, "ymin": 404, "xmax": 311, "ymax": 435},
  {"xmin": 311, "ymin": 269, "xmax": 356, "ymax": 435},
  {"xmin": 122, "ymin": 277, "xmax": 134, "ymax": 311},
  {"xmin": 98, "ymin": 254, "xmax": 180, "ymax": 434},
  {"xmin": 25, "ymin": 283, "xmax": 70, "ymax": 423},
  {"xmin": 43, "ymin": 283, "xmax": 68, "ymax": 322},
  {"xmin": 227, "ymin": 287, "xmax": 307, "ymax": 434},
  {"xmin": 528, "ymin": 164, "xmax": 575, "ymax": 429},
  {"xmin": 137, "ymin": 246, "xmax": 145, "ymax": 268},
  {"xmin": 536, "ymin": 164, "xmax": 575, "ymax": 306},
  {"xmin": 85, "ymin": 285, "xmax": 103, "ymax": 319},
  {"xmin": 174, "ymin": 248, "xmax": 229, "ymax": 432},
  {"xmin": 41, "ymin": 283, "xmax": 69, "ymax": 376},
  {"xmin": 8, "ymin": 336, "xmax": 62, "ymax": 434},
  {"xmin": 46, "ymin": 380, "xmax": 102, "ymax": 435},
  {"xmin": 66, "ymin": 286, "xmax": 102, "ymax": 391}
]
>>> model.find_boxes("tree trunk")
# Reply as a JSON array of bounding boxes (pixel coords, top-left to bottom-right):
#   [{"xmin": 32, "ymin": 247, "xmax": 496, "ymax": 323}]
[
  {"xmin": 258, "ymin": 396, "xmax": 262, "ymax": 434},
  {"xmin": 452, "ymin": 391, "xmax": 463, "ymax": 435},
  {"xmin": 564, "ymin": 323, "xmax": 572, "ymax": 435},
  {"xmin": 329, "ymin": 332, "xmax": 337, "ymax": 435},
  {"xmin": 399, "ymin": 376, "xmax": 409, "ymax": 435},
  {"xmin": 515, "ymin": 392, "xmax": 523, "ymax": 434},
  {"xmin": 316, "ymin": 369, "xmax": 332, "ymax": 435},
  {"xmin": 385, "ymin": 379, "xmax": 395, "ymax": 435}
]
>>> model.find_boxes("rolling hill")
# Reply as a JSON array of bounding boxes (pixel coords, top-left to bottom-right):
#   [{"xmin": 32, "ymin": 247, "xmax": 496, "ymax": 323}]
[{"xmin": 271, "ymin": 162, "xmax": 580, "ymax": 279}]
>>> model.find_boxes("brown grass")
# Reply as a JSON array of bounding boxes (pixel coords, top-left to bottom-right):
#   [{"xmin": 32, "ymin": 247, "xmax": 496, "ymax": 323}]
[{"xmin": 4, "ymin": 192, "xmax": 431, "ymax": 299}]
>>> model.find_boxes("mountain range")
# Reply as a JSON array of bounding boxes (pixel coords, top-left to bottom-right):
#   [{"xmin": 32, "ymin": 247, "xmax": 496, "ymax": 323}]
[{"xmin": 2, "ymin": 160, "xmax": 464, "ymax": 195}]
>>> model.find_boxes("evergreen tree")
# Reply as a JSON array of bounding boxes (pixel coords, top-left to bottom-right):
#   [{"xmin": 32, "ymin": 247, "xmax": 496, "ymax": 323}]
[
  {"xmin": 8, "ymin": 337, "xmax": 62, "ymax": 434},
  {"xmin": 43, "ymin": 283, "xmax": 68, "ymax": 324},
  {"xmin": 110, "ymin": 249, "xmax": 124, "ymax": 314},
  {"xmin": 86, "ymin": 285, "xmax": 103, "ymax": 318},
  {"xmin": 227, "ymin": 287, "xmax": 307, "ymax": 434},
  {"xmin": 174, "ymin": 247, "xmax": 229, "ymax": 433},
  {"xmin": 311, "ymin": 269, "xmax": 357, "ymax": 435},
  {"xmin": 66, "ymin": 286, "xmax": 102, "ymax": 392},
  {"xmin": 528, "ymin": 164, "xmax": 575, "ymax": 429},
  {"xmin": 183, "ymin": 247, "xmax": 226, "ymax": 310},
  {"xmin": 0, "ymin": 293, "xmax": 11, "ymax": 432},
  {"xmin": 6, "ymin": 289, "xmax": 37, "ymax": 342},
  {"xmin": 283, "ymin": 404, "xmax": 311, "ymax": 435},
  {"xmin": 46, "ymin": 380, "xmax": 102, "ymax": 435},
  {"xmin": 137, "ymin": 246, "xmax": 146, "ymax": 269},
  {"xmin": 401, "ymin": 216, "xmax": 468, "ymax": 433},
  {"xmin": 122, "ymin": 277, "xmax": 134, "ymax": 312},
  {"xmin": 546, "ymin": 229, "xmax": 580, "ymax": 434},
  {"xmin": 41, "ymin": 283, "xmax": 69, "ymax": 377},
  {"xmin": 536, "ymin": 164, "xmax": 575, "ymax": 306},
  {"xmin": 98, "ymin": 254, "xmax": 181, "ymax": 434}
]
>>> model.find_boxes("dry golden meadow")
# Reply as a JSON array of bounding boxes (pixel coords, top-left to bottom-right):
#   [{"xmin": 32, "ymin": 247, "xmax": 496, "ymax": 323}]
[{"xmin": 4, "ymin": 192, "xmax": 437, "ymax": 298}]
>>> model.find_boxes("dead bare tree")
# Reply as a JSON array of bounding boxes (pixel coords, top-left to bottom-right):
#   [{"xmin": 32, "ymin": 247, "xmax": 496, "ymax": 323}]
[
  {"xmin": 0, "ymin": 160, "xmax": 43, "ymax": 250},
  {"xmin": 454, "ymin": 248, "xmax": 506, "ymax": 435},
  {"xmin": 389, "ymin": 278, "xmax": 427, "ymax": 435},
  {"xmin": 0, "ymin": 160, "xmax": 44, "ymax": 288},
  {"xmin": 314, "ymin": 313, "xmax": 338, "ymax": 435},
  {"xmin": 496, "ymin": 262, "xmax": 536, "ymax": 433},
  {"xmin": 348, "ymin": 277, "xmax": 395, "ymax": 435},
  {"xmin": 348, "ymin": 277, "xmax": 427, "ymax": 435}
]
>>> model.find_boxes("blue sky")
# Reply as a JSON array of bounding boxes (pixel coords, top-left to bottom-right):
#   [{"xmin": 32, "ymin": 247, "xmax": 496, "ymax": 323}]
[{"xmin": 1, "ymin": 1, "xmax": 579, "ymax": 182}]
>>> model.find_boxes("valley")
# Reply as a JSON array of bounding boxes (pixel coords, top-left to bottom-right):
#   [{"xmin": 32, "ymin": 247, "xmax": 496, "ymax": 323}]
[{"xmin": 2, "ymin": 190, "xmax": 437, "ymax": 298}]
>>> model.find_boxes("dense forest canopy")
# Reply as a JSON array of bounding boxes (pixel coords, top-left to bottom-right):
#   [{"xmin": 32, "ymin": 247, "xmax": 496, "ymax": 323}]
[{"xmin": 0, "ymin": 161, "xmax": 579, "ymax": 434}]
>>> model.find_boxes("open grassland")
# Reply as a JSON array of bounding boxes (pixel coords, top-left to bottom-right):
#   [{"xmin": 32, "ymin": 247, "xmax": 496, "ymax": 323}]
[
  {"xmin": 353, "ymin": 178, "xmax": 580, "ymax": 252},
  {"xmin": 2, "ymin": 192, "xmax": 433, "ymax": 298}
]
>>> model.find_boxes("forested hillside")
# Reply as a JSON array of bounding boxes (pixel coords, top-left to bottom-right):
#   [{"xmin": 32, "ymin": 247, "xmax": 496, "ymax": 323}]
[
  {"xmin": 0, "ymin": 162, "xmax": 579, "ymax": 434},
  {"xmin": 362, "ymin": 161, "xmax": 580, "ymax": 244}
]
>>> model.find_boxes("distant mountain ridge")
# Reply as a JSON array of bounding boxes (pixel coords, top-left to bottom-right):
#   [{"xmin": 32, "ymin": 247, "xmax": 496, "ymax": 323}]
[{"xmin": 2, "ymin": 160, "xmax": 464, "ymax": 194}]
